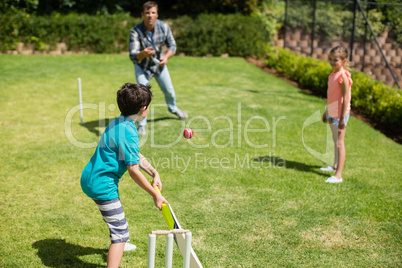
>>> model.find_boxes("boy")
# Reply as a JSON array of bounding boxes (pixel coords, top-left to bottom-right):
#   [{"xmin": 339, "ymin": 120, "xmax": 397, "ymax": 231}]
[{"xmin": 81, "ymin": 83, "xmax": 167, "ymax": 268}]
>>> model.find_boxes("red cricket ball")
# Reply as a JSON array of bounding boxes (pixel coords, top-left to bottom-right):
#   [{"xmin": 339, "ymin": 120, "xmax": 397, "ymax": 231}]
[{"xmin": 183, "ymin": 128, "xmax": 193, "ymax": 139}]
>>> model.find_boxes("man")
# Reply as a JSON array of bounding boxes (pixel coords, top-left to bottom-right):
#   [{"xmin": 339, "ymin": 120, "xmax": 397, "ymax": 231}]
[{"xmin": 129, "ymin": 1, "xmax": 187, "ymax": 135}]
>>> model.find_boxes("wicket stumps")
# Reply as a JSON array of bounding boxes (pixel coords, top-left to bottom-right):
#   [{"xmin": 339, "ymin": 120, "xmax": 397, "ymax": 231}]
[{"xmin": 148, "ymin": 229, "xmax": 192, "ymax": 268}]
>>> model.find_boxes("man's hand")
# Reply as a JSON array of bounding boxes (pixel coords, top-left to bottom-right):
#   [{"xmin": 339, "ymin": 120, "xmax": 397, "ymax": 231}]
[
  {"xmin": 159, "ymin": 55, "xmax": 168, "ymax": 66},
  {"xmin": 137, "ymin": 47, "xmax": 155, "ymax": 61},
  {"xmin": 158, "ymin": 50, "xmax": 174, "ymax": 66}
]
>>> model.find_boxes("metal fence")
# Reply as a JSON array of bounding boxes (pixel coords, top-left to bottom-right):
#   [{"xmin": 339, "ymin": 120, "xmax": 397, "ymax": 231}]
[{"xmin": 282, "ymin": 0, "xmax": 401, "ymax": 88}]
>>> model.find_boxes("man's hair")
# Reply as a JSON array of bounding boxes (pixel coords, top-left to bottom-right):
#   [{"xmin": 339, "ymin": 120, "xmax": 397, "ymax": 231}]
[
  {"xmin": 143, "ymin": 1, "xmax": 158, "ymax": 12},
  {"xmin": 117, "ymin": 83, "xmax": 153, "ymax": 116}
]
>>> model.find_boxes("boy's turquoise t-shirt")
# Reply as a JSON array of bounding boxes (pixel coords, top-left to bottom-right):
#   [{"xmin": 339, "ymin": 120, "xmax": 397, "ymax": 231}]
[{"xmin": 81, "ymin": 115, "xmax": 140, "ymax": 200}]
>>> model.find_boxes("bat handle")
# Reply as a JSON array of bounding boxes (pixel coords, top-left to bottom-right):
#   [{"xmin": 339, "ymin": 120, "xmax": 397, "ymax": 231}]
[
  {"xmin": 151, "ymin": 180, "xmax": 167, "ymax": 208},
  {"xmin": 154, "ymin": 185, "xmax": 161, "ymax": 194},
  {"xmin": 151, "ymin": 179, "xmax": 161, "ymax": 193}
]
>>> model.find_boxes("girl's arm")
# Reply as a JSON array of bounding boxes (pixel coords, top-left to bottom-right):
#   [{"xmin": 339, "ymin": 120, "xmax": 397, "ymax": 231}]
[
  {"xmin": 339, "ymin": 73, "xmax": 351, "ymax": 129},
  {"xmin": 322, "ymin": 108, "xmax": 328, "ymax": 123},
  {"xmin": 127, "ymin": 164, "xmax": 167, "ymax": 210}
]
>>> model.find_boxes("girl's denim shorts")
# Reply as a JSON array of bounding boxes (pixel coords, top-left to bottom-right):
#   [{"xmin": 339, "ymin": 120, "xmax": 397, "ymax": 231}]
[{"xmin": 328, "ymin": 112, "xmax": 350, "ymax": 126}]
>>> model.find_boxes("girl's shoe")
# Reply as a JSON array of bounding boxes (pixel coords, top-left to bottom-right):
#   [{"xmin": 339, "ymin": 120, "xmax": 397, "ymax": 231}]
[
  {"xmin": 320, "ymin": 165, "xmax": 336, "ymax": 172},
  {"xmin": 325, "ymin": 176, "xmax": 342, "ymax": 183}
]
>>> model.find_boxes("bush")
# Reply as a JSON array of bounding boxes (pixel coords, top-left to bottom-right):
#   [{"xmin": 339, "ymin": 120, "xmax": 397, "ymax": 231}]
[
  {"xmin": 351, "ymin": 72, "xmax": 402, "ymax": 126},
  {"xmin": 173, "ymin": 14, "xmax": 271, "ymax": 57},
  {"xmin": 0, "ymin": 12, "xmax": 271, "ymax": 56},
  {"xmin": 266, "ymin": 47, "xmax": 331, "ymax": 96},
  {"xmin": 251, "ymin": 0, "xmax": 285, "ymax": 41},
  {"xmin": 265, "ymin": 46, "xmax": 402, "ymax": 129},
  {"xmin": 0, "ymin": 11, "xmax": 141, "ymax": 53}
]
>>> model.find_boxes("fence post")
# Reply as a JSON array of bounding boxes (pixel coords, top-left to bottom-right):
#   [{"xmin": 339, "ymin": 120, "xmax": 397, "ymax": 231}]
[
  {"xmin": 284, "ymin": 0, "xmax": 288, "ymax": 48},
  {"xmin": 311, "ymin": 0, "xmax": 317, "ymax": 56},
  {"xmin": 362, "ymin": 2, "xmax": 369, "ymax": 72},
  {"xmin": 350, "ymin": 0, "xmax": 357, "ymax": 61}
]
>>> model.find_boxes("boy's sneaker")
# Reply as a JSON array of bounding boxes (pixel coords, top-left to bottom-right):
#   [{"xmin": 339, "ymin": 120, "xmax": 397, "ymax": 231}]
[
  {"xmin": 320, "ymin": 165, "xmax": 336, "ymax": 172},
  {"xmin": 137, "ymin": 126, "xmax": 146, "ymax": 135},
  {"xmin": 325, "ymin": 176, "xmax": 342, "ymax": 183},
  {"xmin": 171, "ymin": 108, "xmax": 188, "ymax": 120},
  {"xmin": 124, "ymin": 242, "xmax": 137, "ymax": 252}
]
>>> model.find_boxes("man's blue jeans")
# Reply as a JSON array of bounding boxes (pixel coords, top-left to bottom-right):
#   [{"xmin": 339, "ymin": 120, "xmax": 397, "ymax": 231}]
[{"xmin": 134, "ymin": 64, "xmax": 177, "ymax": 127}]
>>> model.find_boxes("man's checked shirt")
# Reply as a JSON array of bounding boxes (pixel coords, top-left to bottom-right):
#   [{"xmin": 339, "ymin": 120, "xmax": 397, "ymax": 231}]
[{"xmin": 129, "ymin": 20, "xmax": 176, "ymax": 78}]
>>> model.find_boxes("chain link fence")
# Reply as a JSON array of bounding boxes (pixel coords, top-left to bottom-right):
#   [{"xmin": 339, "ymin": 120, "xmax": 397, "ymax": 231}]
[{"xmin": 277, "ymin": 0, "xmax": 401, "ymax": 88}]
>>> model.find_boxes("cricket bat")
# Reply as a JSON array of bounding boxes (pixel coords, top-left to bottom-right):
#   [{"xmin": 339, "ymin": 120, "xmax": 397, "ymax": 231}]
[{"xmin": 154, "ymin": 185, "xmax": 203, "ymax": 268}]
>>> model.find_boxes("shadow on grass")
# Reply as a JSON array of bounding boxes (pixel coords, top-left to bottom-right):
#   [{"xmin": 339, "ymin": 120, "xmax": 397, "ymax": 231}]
[
  {"xmin": 80, "ymin": 118, "xmax": 116, "ymax": 137},
  {"xmin": 245, "ymin": 89, "xmax": 289, "ymax": 95},
  {"xmin": 245, "ymin": 89, "xmax": 317, "ymax": 99},
  {"xmin": 32, "ymin": 239, "xmax": 107, "ymax": 267},
  {"xmin": 80, "ymin": 117, "xmax": 176, "ymax": 137},
  {"xmin": 147, "ymin": 116, "xmax": 177, "ymax": 122},
  {"xmin": 253, "ymin": 156, "xmax": 328, "ymax": 176}
]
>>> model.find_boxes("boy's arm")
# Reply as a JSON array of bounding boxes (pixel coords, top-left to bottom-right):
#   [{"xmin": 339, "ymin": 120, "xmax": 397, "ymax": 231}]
[
  {"xmin": 339, "ymin": 73, "xmax": 351, "ymax": 129},
  {"xmin": 127, "ymin": 164, "xmax": 167, "ymax": 210},
  {"xmin": 139, "ymin": 153, "xmax": 162, "ymax": 191}
]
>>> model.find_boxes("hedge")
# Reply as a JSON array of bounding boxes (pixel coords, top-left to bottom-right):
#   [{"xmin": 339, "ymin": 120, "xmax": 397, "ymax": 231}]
[
  {"xmin": 265, "ymin": 46, "xmax": 402, "ymax": 129},
  {"xmin": 0, "ymin": 12, "xmax": 270, "ymax": 56},
  {"xmin": 173, "ymin": 14, "xmax": 270, "ymax": 57},
  {"xmin": 0, "ymin": 12, "xmax": 141, "ymax": 53}
]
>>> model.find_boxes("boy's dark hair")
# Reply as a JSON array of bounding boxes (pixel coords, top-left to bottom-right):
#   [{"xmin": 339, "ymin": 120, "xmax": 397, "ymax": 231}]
[
  {"xmin": 143, "ymin": 1, "xmax": 158, "ymax": 12},
  {"xmin": 117, "ymin": 83, "xmax": 153, "ymax": 116}
]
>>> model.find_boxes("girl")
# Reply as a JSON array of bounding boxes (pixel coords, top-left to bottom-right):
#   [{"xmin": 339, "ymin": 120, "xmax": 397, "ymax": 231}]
[{"xmin": 321, "ymin": 46, "xmax": 352, "ymax": 183}]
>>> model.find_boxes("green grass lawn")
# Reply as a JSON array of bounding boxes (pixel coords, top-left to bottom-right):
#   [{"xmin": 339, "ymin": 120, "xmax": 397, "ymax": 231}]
[{"xmin": 0, "ymin": 54, "xmax": 401, "ymax": 267}]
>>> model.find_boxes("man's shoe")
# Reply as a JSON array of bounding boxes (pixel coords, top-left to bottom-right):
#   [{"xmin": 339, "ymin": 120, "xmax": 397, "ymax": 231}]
[
  {"xmin": 124, "ymin": 242, "xmax": 137, "ymax": 252},
  {"xmin": 320, "ymin": 165, "xmax": 336, "ymax": 172},
  {"xmin": 325, "ymin": 176, "xmax": 342, "ymax": 183},
  {"xmin": 171, "ymin": 108, "xmax": 188, "ymax": 120},
  {"xmin": 138, "ymin": 126, "xmax": 146, "ymax": 135}
]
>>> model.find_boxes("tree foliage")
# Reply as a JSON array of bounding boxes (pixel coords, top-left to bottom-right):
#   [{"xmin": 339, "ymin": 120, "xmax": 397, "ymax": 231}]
[
  {"xmin": 0, "ymin": 0, "xmax": 262, "ymax": 16},
  {"xmin": 285, "ymin": 0, "xmax": 386, "ymax": 41}
]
